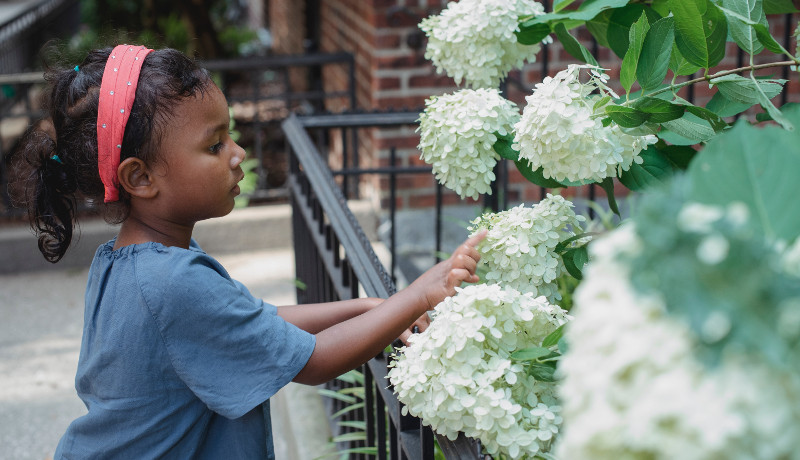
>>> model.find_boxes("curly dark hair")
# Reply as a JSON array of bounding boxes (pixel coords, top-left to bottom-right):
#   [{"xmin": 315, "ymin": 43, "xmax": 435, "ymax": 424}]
[{"xmin": 15, "ymin": 47, "xmax": 211, "ymax": 262}]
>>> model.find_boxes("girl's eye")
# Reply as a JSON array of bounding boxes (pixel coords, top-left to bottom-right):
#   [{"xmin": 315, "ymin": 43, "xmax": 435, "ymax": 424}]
[{"xmin": 209, "ymin": 141, "xmax": 224, "ymax": 154}]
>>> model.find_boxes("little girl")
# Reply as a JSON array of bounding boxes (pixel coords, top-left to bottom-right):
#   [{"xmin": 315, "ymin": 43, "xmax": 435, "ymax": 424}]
[{"xmin": 18, "ymin": 45, "xmax": 484, "ymax": 459}]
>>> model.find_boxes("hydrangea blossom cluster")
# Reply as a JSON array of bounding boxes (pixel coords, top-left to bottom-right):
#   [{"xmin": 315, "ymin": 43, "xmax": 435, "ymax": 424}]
[
  {"xmin": 418, "ymin": 88, "xmax": 520, "ymax": 200},
  {"xmin": 469, "ymin": 194, "xmax": 586, "ymax": 302},
  {"xmin": 513, "ymin": 64, "xmax": 657, "ymax": 183},
  {"xmin": 556, "ymin": 212, "xmax": 800, "ymax": 458},
  {"xmin": 388, "ymin": 284, "xmax": 569, "ymax": 459},
  {"xmin": 419, "ymin": 0, "xmax": 549, "ymax": 89}
]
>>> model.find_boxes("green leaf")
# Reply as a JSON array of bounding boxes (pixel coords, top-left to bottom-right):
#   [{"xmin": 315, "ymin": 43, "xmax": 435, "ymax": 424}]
[
  {"xmin": 752, "ymin": 23, "xmax": 789, "ymax": 54},
  {"xmin": 557, "ymin": 337, "xmax": 569, "ymax": 354},
  {"xmin": 606, "ymin": 105, "xmax": 650, "ymax": 128},
  {"xmin": 717, "ymin": 5, "xmax": 789, "ymax": 54},
  {"xmin": 528, "ymin": 362, "xmax": 557, "ymax": 382},
  {"xmin": 593, "ymin": 95, "xmax": 612, "ymax": 111},
  {"xmin": 651, "ymin": 0, "xmax": 671, "ymax": 16},
  {"xmin": 553, "ymin": 23, "xmax": 598, "ymax": 66},
  {"xmin": 688, "ymin": 106, "xmax": 800, "ymax": 242},
  {"xmin": 563, "ymin": 246, "xmax": 589, "ymax": 280},
  {"xmin": 331, "ymin": 402, "xmax": 364, "ymax": 419},
  {"xmin": 669, "ymin": 43, "xmax": 702, "ymax": 76},
  {"xmin": 331, "ymin": 432, "xmax": 368, "ymax": 443},
  {"xmin": 618, "ymin": 146, "xmax": 673, "ymax": 190},
  {"xmin": 711, "ymin": 74, "xmax": 785, "ymax": 105},
  {"xmin": 553, "ymin": 0, "xmax": 578, "ymax": 11},
  {"xmin": 542, "ymin": 325, "xmax": 566, "ymax": 348},
  {"xmin": 661, "ymin": 112, "xmax": 717, "ymax": 143},
  {"xmin": 335, "ymin": 369, "xmax": 364, "ymax": 385},
  {"xmin": 706, "ymin": 91, "xmax": 754, "ymax": 117},
  {"xmin": 336, "ymin": 420, "xmax": 367, "ymax": 431},
  {"xmin": 517, "ymin": 22, "xmax": 551, "ymax": 45},
  {"xmin": 512, "ymin": 346, "xmax": 552, "ymax": 361},
  {"xmin": 763, "ymin": 0, "xmax": 798, "ymax": 14},
  {"xmin": 554, "ymin": 232, "xmax": 596, "ymax": 253},
  {"xmin": 318, "ymin": 389, "xmax": 359, "ymax": 404},
  {"xmin": 632, "ymin": 96, "xmax": 686, "ymax": 123},
  {"xmin": 683, "ymin": 105, "xmax": 728, "ymax": 132},
  {"xmin": 621, "ymin": 12, "xmax": 651, "ymax": 93},
  {"xmin": 721, "ymin": 0, "xmax": 767, "ymax": 55},
  {"xmin": 669, "ymin": 0, "xmax": 728, "ymax": 68},
  {"xmin": 607, "ymin": 4, "xmax": 651, "ymax": 58},
  {"xmin": 586, "ymin": 10, "xmax": 613, "ymax": 48},
  {"xmin": 660, "ymin": 144, "xmax": 698, "ymax": 169},
  {"xmin": 514, "ymin": 159, "xmax": 567, "ymax": 188},
  {"xmin": 637, "ymin": 17, "xmax": 675, "ymax": 90},
  {"xmin": 599, "ymin": 177, "xmax": 620, "ymax": 215},
  {"xmin": 520, "ymin": 0, "xmax": 632, "ymax": 25},
  {"xmin": 752, "ymin": 75, "xmax": 794, "ymax": 130},
  {"xmin": 493, "ymin": 133, "xmax": 520, "ymax": 161}
]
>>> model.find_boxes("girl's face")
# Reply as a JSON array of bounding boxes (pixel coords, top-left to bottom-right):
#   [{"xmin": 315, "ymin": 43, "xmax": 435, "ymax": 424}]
[{"xmin": 149, "ymin": 83, "xmax": 246, "ymax": 226}]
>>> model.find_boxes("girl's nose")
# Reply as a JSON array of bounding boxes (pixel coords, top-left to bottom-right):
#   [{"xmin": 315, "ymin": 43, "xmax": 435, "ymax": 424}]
[{"xmin": 230, "ymin": 142, "xmax": 245, "ymax": 168}]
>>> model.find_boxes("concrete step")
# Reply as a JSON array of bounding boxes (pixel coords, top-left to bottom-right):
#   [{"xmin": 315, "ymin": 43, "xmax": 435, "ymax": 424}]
[{"xmin": 0, "ymin": 201, "xmax": 378, "ymax": 274}]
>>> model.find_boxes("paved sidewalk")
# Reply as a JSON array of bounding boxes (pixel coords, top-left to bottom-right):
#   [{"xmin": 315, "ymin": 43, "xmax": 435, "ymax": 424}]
[{"xmin": 0, "ymin": 247, "xmax": 331, "ymax": 460}]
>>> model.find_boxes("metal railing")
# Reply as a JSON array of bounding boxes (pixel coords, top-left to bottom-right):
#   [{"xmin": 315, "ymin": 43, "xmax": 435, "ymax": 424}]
[{"xmin": 284, "ymin": 113, "xmax": 485, "ymax": 459}]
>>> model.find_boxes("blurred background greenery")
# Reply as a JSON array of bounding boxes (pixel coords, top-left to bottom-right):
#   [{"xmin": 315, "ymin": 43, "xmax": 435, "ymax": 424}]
[{"xmin": 46, "ymin": 0, "xmax": 263, "ymax": 66}]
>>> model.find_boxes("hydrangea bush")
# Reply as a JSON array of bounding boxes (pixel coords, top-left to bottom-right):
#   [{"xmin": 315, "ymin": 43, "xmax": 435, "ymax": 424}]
[
  {"xmin": 388, "ymin": 284, "xmax": 569, "ymax": 459},
  {"xmin": 418, "ymin": 88, "xmax": 520, "ymax": 200},
  {"xmin": 384, "ymin": 0, "xmax": 800, "ymax": 457},
  {"xmin": 468, "ymin": 194, "xmax": 586, "ymax": 302},
  {"xmin": 419, "ymin": 0, "xmax": 549, "ymax": 89},
  {"xmin": 513, "ymin": 65, "xmax": 657, "ymax": 183}
]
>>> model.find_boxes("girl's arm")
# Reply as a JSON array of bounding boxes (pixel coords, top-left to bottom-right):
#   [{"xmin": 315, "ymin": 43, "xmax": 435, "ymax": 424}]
[
  {"xmin": 278, "ymin": 299, "xmax": 431, "ymax": 342},
  {"xmin": 277, "ymin": 298, "xmax": 383, "ymax": 334},
  {"xmin": 292, "ymin": 231, "xmax": 485, "ymax": 385}
]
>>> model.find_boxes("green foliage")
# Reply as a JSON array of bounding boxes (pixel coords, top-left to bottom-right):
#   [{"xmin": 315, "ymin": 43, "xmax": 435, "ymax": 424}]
[
  {"xmin": 688, "ymin": 105, "xmax": 800, "ymax": 242},
  {"xmin": 507, "ymin": 0, "xmax": 800, "ymax": 198},
  {"xmin": 554, "ymin": 23, "xmax": 599, "ymax": 66},
  {"xmin": 636, "ymin": 17, "xmax": 675, "ymax": 90},
  {"xmin": 669, "ymin": 0, "xmax": 728, "ymax": 68}
]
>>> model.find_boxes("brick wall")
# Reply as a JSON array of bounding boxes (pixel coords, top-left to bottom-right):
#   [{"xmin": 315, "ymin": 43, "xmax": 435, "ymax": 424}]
[{"xmin": 271, "ymin": 1, "xmax": 800, "ymax": 209}]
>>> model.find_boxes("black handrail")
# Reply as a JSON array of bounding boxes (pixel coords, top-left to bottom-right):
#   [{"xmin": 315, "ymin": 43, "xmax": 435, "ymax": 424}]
[{"xmin": 284, "ymin": 113, "xmax": 483, "ymax": 459}]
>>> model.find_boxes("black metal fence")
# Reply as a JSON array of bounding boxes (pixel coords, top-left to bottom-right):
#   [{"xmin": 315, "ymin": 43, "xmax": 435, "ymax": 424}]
[{"xmin": 285, "ymin": 112, "xmax": 492, "ymax": 459}]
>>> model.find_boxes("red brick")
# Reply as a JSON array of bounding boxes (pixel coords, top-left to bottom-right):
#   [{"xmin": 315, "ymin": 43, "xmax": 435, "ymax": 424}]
[
  {"xmin": 375, "ymin": 33, "xmax": 402, "ymax": 49},
  {"xmin": 377, "ymin": 76, "xmax": 402, "ymax": 90},
  {"xmin": 408, "ymin": 73, "xmax": 456, "ymax": 88}
]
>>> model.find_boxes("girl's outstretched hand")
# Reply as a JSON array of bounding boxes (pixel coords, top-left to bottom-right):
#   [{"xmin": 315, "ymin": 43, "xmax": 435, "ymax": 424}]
[{"xmin": 408, "ymin": 230, "xmax": 486, "ymax": 311}]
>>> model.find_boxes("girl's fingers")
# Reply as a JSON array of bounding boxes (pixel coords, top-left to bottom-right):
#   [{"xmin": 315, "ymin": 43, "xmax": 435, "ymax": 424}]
[
  {"xmin": 447, "ymin": 268, "xmax": 472, "ymax": 287},
  {"xmin": 457, "ymin": 253, "xmax": 478, "ymax": 275}
]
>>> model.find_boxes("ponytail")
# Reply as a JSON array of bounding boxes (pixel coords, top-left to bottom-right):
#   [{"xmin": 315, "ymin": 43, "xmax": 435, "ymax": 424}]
[{"xmin": 20, "ymin": 125, "xmax": 78, "ymax": 262}]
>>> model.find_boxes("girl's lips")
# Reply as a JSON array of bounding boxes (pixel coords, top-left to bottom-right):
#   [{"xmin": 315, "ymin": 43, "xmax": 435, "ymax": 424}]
[{"xmin": 232, "ymin": 184, "xmax": 241, "ymax": 196}]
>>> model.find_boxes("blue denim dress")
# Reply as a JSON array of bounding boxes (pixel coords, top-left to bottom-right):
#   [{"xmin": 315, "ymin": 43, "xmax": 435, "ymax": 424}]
[{"xmin": 54, "ymin": 239, "xmax": 316, "ymax": 459}]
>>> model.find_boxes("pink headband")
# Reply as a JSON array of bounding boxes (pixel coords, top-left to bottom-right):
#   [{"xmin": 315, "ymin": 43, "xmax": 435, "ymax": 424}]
[{"xmin": 97, "ymin": 45, "xmax": 153, "ymax": 203}]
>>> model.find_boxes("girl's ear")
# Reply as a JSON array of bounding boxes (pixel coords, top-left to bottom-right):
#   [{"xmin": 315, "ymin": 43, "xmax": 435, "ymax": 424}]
[{"xmin": 117, "ymin": 158, "xmax": 158, "ymax": 199}]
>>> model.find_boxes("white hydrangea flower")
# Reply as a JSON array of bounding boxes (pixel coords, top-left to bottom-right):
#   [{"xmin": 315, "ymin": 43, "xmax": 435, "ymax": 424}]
[
  {"xmin": 420, "ymin": 0, "xmax": 549, "ymax": 89},
  {"xmin": 469, "ymin": 194, "xmax": 586, "ymax": 302},
  {"xmin": 555, "ymin": 225, "xmax": 800, "ymax": 459},
  {"xmin": 418, "ymin": 88, "xmax": 520, "ymax": 200},
  {"xmin": 782, "ymin": 237, "xmax": 800, "ymax": 277},
  {"xmin": 388, "ymin": 284, "xmax": 570, "ymax": 459},
  {"xmin": 513, "ymin": 64, "xmax": 657, "ymax": 183}
]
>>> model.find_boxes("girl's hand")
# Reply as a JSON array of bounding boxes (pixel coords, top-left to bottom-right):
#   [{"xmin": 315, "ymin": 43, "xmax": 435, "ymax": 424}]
[
  {"xmin": 399, "ymin": 312, "xmax": 431, "ymax": 345},
  {"xmin": 408, "ymin": 230, "xmax": 486, "ymax": 311}
]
